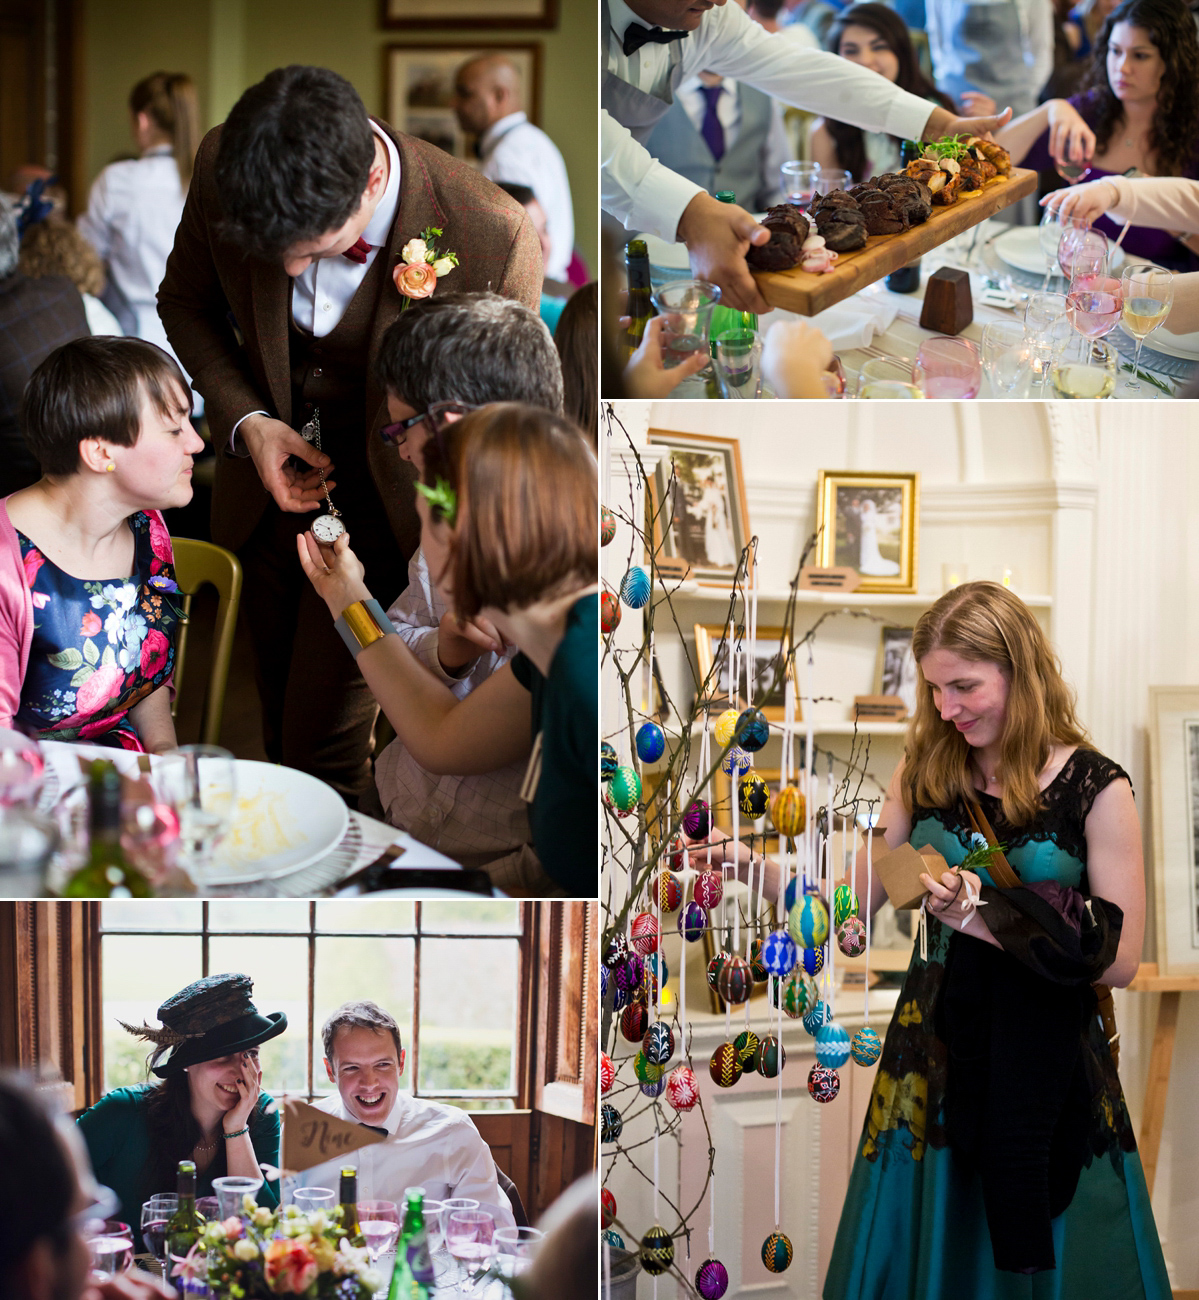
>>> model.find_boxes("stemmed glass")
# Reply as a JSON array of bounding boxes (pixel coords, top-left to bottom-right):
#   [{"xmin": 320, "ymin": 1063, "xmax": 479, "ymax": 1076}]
[
  {"xmin": 446, "ymin": 1209, "xmax": 495, "ymax": 1294},
  {"xmin": 358, "ymin": 1200, "xmax": 401, "ymax": 1264},
  {"xmin": 490, "ymin": 1226, "xmax": 546, "ymax": 1280},
  {"xmin": 85, "ymin": 1219, "xmax": 134, "ymax": 1279},
  {"xmin": 1037, "ymin": 210, "xmax": 1087, "ymax": 290},
  {"xmin": 1066, "ymin": 262, "xmax": 1122, "ymax": 361},
  {"xmin": 1058, "ymin": 225, "xmax": 1107, "ymax": 282},
  {"xmin": 1120, "ymin": 264, "xmax": 1175, "ymax": 393},
  {"xmin": 437, "ymin": 1199, "xmax": 479, "ymax": 1283},
  {"xmin": 1024, "ymin": 292, "xmax": 1071, "ymax": 393},
  {"xmin": 157, "ymin": 745, "xmax": 236, "ymax": 885},
  {"xmin": 141, "ymin": 1195, "xmax": 176, "ymax": 1269},
  {"xmin": 912, "ymin": 336, "xmax": 982, "ymax": 398},
  {"xmin": 1050, "ymin": 338, "xmax": 1118, "ymax": 398},
  {"xmin": 980, "ymin": 321, "xmax": 1033, "ymax": 398}
]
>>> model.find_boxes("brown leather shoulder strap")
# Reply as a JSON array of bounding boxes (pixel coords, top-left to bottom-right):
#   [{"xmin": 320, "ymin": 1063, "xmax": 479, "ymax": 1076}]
[{"xmin": 965, "ymin": 798, "xmax": 1022, "ymax": 889}]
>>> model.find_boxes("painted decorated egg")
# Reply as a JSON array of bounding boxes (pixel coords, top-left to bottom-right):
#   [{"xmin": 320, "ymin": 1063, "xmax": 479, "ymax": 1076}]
[
  {"xmin": 781, "ymin": 971, "xmax": 818, "ymax": 1019},
  {"xmin": 666, "ymin": 837, "xmax": 688, "ymax": 872},
  {"xmin": 815, "ymin": 1021, "xmax": 851, "ymax": 1069},
  {"xmin": 640, "ymin": 1226, "xmax": 674, "ymax": 1276},
  {"xmin": 762, "ymin": 929, "xmax": 797, "ymax": 977},
  {"xmin": 706, "ymin": 951, "xmax": 730, "ymax": 990},
  {"xmin": 807, "ymin": 1063, "xmax": 840, "ymax": 1103},
  {"xmin": 656, "ymin": 869, "xmax": 682, "ymax": 913},
  {"xmin": 713, "ymin": 708, "xmax": 742, "ymax": 748},
  {"xmin": 720, "ymin": 746, "xmax": 752, "ymax": 776},
  {"xmin": 603, "ymin": 933, "xmax": 630, "ymax": 968},
  {"xmin": 771, "ymin": 784, "xmax": 806, "ymax": 837},
  {"xmin": 803, "ymin": 1000, "xmax": 833, "ymax": 1036},
  {"xmin": 600, "ymin": 1052, "xmax": 615, "ymax": 1094},
  {"xmin": 738, "ymin": 773, "xmax": 769, "ymax": 817},
  {"xmin": 601, "ymin": 1103, "xmax": 622, "ymax": 1142},
  {"xmin": 614, "ymin": 952, "xmax": 644, "ymax": 992},
  {"xmin": 601, "ymin": 1188, "xmax": 616, "ymax": 1227},
  {"xmin": 602, "ymin": 1229, "xmax": 625, "ymax": 1250},
  {"xmin": 799, "ymin": 945, "xmax": 825, "ymax": 977},
  {"xmin": 696, "ymin": 1258, "xmax": 729, "ymax": 1299},
  {"xmin": 601, "ymin": 590, "xmax": 621, "ymax": 634},
  {"xmin": 837, "ymin": 916, "xmax": 867, "ymax": 958},
  {"xmin": 784, "ymin": 876, "xmax": 801, "ymax": 913},
  {"xmin": 600, "ymin": 505, "xmax": 617, "ymax": 546},
  {"xmin": 678, "ymin": 900, "xmax": 707, "ymax": 943},
  {"xmin": 644, "ymin": 951, "xmax": 669, "ymax": 985},
  {"xmin": 736, "ymin": 707, "xmax": 769, "ymax": 752},
  {"xmin": 620, "ymin": 1002, "xmax": 648, "ymax": 1042},
  {"xmin": 608, "ymin": 766, "xmax": 642, "ymax": 813},
  {"xmin": 762, "ymin": 1232, "xmax": 793, "ymax": 1273},
  {"xmin": 640, "ymin": 1076, "xmax": 667, "ymax": 1099},
  {"xmin": 749, "ymin": 935, "xmax": 768, "ymax": 982},
  {"xmin": 683, "ymin": 798, "xmax": 711, "ymax": 839},
  {"xmin": 636, "ymin": 967, "xmax": 659, "ymax": 1007},
  {"xmin": 788, "ymin": 891, "xmax": 829, "ymax": 949},
  {"xmin": 694, "ymin": 870, "xmax": 723, "ymax": 911},
  {"xmin": 834, "ymin": 883, "xmax": 860, "ymax": 928},
  {"xmin": 643, "ymin": 1021, "xmax": 675, "ymax": 1067},
  {"xmin": 665, "ymin": 1064, "xmax": 699, "ymax": 1111},
  {"xmin": 716, "ymin": 953, "xmax": 753, "ymax": 1005},
  {"xmin": 601, "ymin": 741, "xmax": 617, "ymax": 780},
  {"xmin": 630, "ymin": 912, "xmax": 659, "ymax": 957},
  {"xmin": 756, "ymin": 1033, "xmax": 787, "ymax": 1078},
  {"xmin": 851, "ymin": 1026, "xmax": 882, "ymax": 1066},
  {"xmin": 733, "ymin": 1028, "xmax": 760, "ymax": 1069},
  {"xmin": 634, "ymin": 1051, "xmax": 664, "ymax": 1084},
  {"xmin": 610, "ymin": 982, "xmax": 629, "ymax": 1012},
  {"xmin": 620, "ymin": 565, "xmax": 651, "ymax": 610},
  {"xmin": 709, "ymin": 1041, "xmax": 743, "ymax": 1088},
  {"xmin": 635, "ymin": 721, "xmax": 665, "ymax": 764}
]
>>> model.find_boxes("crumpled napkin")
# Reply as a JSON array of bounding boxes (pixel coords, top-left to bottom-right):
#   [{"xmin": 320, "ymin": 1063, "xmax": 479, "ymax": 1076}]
[{"xmin": 804, "ymin": 300, "xmax": 899, "ymax": 350}]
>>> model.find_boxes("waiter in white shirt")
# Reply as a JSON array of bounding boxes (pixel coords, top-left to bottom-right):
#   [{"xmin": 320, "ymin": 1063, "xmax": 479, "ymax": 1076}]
[
  {"xmin": 286, "ymin": 1002, "xmax": 516, "ymax": 1231},
  {"xmin": 452, "ymin": 55, "xmax": 576, "ymax": 284},
  {"xmin": 602, "ymin": 0, "xmax": 1013, "ymax": 311}
]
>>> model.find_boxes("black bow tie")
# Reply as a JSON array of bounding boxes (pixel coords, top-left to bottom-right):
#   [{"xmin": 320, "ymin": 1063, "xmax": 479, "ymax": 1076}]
[
  {"xmin": 359, "ymin": 1123, "xmax": 388, "ymax": 1135},
  {"xmin": 623, "ymin": 21, "xmax": 690, "ymax": 56}
]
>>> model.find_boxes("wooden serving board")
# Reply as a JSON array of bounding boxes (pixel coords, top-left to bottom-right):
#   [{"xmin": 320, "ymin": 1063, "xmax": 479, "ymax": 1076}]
[{"xmin": 752, "ymin": 166, "xmax": 1037, "ymax": 316}]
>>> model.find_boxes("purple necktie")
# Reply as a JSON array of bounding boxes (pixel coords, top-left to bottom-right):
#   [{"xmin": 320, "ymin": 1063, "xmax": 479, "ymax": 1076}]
[{"xmin": 700, "ymin": 84, "xmax": 725, "ymax": 162}]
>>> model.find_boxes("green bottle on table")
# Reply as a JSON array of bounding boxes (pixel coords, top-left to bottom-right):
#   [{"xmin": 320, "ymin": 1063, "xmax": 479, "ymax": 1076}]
[
  {"xmin": 387, "ymin": 1186, "xmax": 435, "ymax": 1299},
  {"xmin": 339, "ymin": 1166, "xmax": 366, "ymax": 1247},
  {"xmin": 63, "ymin": 760, "xmax": 152, "ymax": 897},
  {"xmin": 165, "ymin": 1160, "xmax": 205, "ymax": 1264},
  {"xmin": 623, "ymin": 238, "xmax": 657, "ymax": 361},
  {"xmin": 708, "ymin": 191, "xmax": 760, "ymax": 394}
]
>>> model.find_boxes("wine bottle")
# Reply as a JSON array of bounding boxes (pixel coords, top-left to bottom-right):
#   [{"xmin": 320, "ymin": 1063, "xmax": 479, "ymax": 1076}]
[
  {"xmin": 63, "ymin": 760, "xmax": 152, "ymax": 897},
  {"xmin": 623, "ymin": 239, "xmax": 656, "ymax": 360},
  {"xmin": 339, "ymin": 1166, "xmax": 365, "ymax": 1247},
  {"xmin": 165, "ymin": 1160, "xmax": 206, "ymax": 1264},
  {"xmin": 388, "ymin": 1187, "xmax": 435, "ymax": 1300}
]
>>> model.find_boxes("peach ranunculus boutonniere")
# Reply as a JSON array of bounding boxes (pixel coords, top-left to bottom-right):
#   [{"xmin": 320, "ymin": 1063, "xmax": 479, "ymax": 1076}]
[{"xmin": 393, "ymin": 226, "xmax": 459, "ymax": 311}]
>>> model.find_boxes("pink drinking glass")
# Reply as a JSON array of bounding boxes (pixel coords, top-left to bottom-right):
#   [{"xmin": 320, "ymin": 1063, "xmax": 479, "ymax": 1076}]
[
  {"xmin": 1058, "ymin": 226, "xmax": 1107, "ymax": 280},
  {"xmin": 912, "ymin": 336, "xmax": 982, "ymax": 399}
]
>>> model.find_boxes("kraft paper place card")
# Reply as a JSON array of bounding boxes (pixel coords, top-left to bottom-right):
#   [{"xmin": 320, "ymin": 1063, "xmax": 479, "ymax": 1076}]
[
  {"xmin": 874, "ymin": 841, "xmax": 949, "ymax": 911},
  {"xmin": 282, "ymin": 1098, "xmax": 387, "ymax": 1173}
]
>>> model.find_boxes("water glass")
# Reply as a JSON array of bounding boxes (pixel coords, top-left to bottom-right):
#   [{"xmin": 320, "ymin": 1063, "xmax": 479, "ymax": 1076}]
[
  {"xmin": 0, "ymin": 728, "xmax": 45, "ymax": 807},
  {"xmin": 423, "ymin": 1198, "xmax": 446, "ymax": 1255},
  {"xmin": 213, "ymin": 1174, "xmax": 263, "ymax": 1221},
  {"xmin": 650, "ymin": 279, "xmax": 721, "ymax": 369},
  {"xmin": 1051, "ymin": 338, "xmax": 1118, "ymax": 399},
  {"xmin": 781, "ymin": 160, "xmax": 822, "ymax": 210},
  {"xmin": 980, "ymin": 321, "xmax": 1033, "ymax": 398},
  {"xmin": 491, "ymin": 1226, "xmax": 546, "ymax": 1279},
  {"xmin": 1024, "ymin": 292, "xmax": 1070, "ymax": 393},
  {"xmin": 359, "ymin": 1200, "xmax": 401, "ymax": 1262},
  {"xmin": 86, "ymin": 1221, "xmax": 133, "ymax": 1278},
  {"xmin": 912, "ymin": 336, "xmax": 982, "ymax": 399},
  {"xmin": 857, "ymin": 379, "xmax": 924, "ymax": 398},
  {"xmin": 857, "ymin": 356, "xmax": 912, "ymax": 389},
  {"xmin": 292, "ymin": 1187, "xmax": 337, "ymax": 1213},
  {"xmin": 817, "ymin": 168, "xmax": 852, "ymax": 194},
  {"xmin": 711, "ymin": 328, "xmax": 762, "ymax": 398},
  {"xmin": 1120, "ymin": 263, "xmax": 1175, "ymax": 393},
  {"xmin": 156, "ymin": 745, "xmax": 236, "ymax": 885}
]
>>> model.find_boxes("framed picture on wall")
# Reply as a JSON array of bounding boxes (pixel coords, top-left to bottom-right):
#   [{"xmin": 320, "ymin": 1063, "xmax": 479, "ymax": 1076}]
[
  {"xmin": 647, "ymin": 430, "xmax": 750, "ymax": 583},
  {"xmin": 878, "ymin": 626, "xmax": 918, "ymax": 717},
  {"xmin": 694, "ymin": 624, "xmax": 796, "ymax": 721},
  {"xmin": 814, "ymin": 470, "xmax": 920, "ymax": 594},
  {"xmin": 1149, "ymin": 686, "xmax": 1199, "ymax": 976},
  {"xmin": 381, "ymin": 0, "xmax": 557, "ymax": 28},
  {"xmin": 385, "ymin": 43, "xmax": 542, "ymax": 162}
]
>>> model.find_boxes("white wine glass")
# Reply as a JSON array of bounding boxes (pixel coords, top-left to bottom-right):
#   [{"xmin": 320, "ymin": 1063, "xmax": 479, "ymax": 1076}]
[
  {"xmin": 1120, "ymin": 264, "xmax": 1174, "ymax": 393},
  {"xmin": 358, "ymin": 1200, "xmax": 400, "ymax": 1263},
  {"xmin": 1050, "ymin": 338, "xmax": 1118, "ymax": 398},
  {"xmin": 156, "ymin": 745, "xmax": 236, "ymax": 887}
]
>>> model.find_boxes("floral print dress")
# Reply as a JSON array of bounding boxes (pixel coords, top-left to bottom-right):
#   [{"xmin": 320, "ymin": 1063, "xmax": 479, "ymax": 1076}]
[{"xmin": 15, "ymin": 511, "xmax": 180, "ymax": 752}]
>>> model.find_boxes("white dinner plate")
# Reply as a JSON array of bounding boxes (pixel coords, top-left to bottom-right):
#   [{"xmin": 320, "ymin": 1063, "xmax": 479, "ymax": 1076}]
[
  {"xmin": 203, "ymin": 760, "xmax": 348, "ymax": 884},
  {"xmin": 1119, "ymin": 317, "xmax": 1199, "ymax": 362},
  {"xmin": 993, "ymin": 224, "xmax": 1125, "ymax": 276}
]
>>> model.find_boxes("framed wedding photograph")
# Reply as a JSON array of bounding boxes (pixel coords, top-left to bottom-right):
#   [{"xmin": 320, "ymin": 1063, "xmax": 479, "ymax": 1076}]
[
  {"xmin": 878, "ymin": 626, "xmax": 918, "ymax": 717},
  {"xmin": 647, "ymin": 430, "xmax": 749, "ymax": 583},
  {"xmin": 1149, "ymin": 686, "xmax": 1199, "ymax": 976},
  {"xmin": 694, "ymin": 624, "xmax": 796, "ymax": 721},
  {"xmin": 814, "ymin": 471, "xmax": 920, "ymax": 595},
  {"xmin": 385, "ymin": 43, "xmax": 542, "ymax": 162},
  {"xmin": 381, "ymin": 0, "xmax": 556, "ymax": 28}
]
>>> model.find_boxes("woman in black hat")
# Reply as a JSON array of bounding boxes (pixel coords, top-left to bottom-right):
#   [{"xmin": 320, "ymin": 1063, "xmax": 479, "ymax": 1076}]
[{"xmin": 77, "ymin": 973, "xmax": 287, "ymax": 1247}]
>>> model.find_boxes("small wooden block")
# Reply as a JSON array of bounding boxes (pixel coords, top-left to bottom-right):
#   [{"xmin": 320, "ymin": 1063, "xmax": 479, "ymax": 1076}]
[
  {"xmin": 798, "ymin": 566, "xmax": 861, "ymax": 592},
  {"xmin": 919, "ymin": 267, "xmax": 973, "ymax": 335},
  {"xmin": 854, "ymin": 694, "xmax": 908, "ymax": 722}
]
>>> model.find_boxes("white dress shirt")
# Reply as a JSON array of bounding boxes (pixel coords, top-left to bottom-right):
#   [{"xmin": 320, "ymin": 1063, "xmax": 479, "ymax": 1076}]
[
  {"xmin": 675, "ymin": 75, "xmax": 791, "ymax": 206},
  {"xmin": 602, "ymin": 0, "xmax": 942, "ymax": 239},
  {"xmin": 284, "ymin": 1092, "xmax": 516, "ymax": 1233},
  {"xmin": 478, "ymin": 111, "xmax": 574, "ymax": 281},
  {"xmin": 375, "ymin": 547, "xmax": 530, "ymax": 857}
]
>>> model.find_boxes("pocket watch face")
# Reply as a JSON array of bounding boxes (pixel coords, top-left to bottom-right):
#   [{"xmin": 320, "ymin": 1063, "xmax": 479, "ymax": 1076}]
[{"xmin": 311, "ymin": 514, "xmax": 345, "ymax": 545}]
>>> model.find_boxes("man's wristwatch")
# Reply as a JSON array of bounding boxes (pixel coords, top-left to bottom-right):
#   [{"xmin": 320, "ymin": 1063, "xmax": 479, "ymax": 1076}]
[{"xmin": 335, "ymin": 598, "xmax": 397, "ymax": 658}]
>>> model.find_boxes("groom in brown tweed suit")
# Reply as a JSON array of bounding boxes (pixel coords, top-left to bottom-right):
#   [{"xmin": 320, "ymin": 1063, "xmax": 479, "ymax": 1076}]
[{"xmin": 159, "ymin": 66, "xmax": 541, "ymax": 804}]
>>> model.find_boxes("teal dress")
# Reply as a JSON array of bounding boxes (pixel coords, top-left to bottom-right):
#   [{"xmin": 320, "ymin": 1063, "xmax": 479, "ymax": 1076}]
[
  {"xmin": 825, "ymin": 749, "xmax": 1171, "ymax": 1300},
  {"xmin": 77, "ymin": 1084, "xmax": 279, "ymax": 1249}
]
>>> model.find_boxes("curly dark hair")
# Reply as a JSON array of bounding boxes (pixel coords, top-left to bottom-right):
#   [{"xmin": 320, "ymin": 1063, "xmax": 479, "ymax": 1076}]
[
  {"xmin": 1079, "ymin": 0, "xmax": 1199, "ymax": 179},
  {"xmin": 822, "ymin": 5, "xmax": 955, "ymax": 184}
]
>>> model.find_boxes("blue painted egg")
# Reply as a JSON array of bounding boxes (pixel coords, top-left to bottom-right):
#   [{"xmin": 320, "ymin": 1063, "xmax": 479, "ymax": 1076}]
[
  {"xmin": 620, "ymin": 565, "xmax": 651, "ymax": 609},
  {"xmin": 761, "ymin": 929, "xmax": 797, "ymax": 977},
  {"xmin": 601, "ymin": 741, "xmax": 618, "ymax": 780},
  {"xmin": 788, "ymin": 891, "xmax": 829, "ymax": 949},
  {"xmin": 762, "ymin": 1232, "xmax": 793, "ymax": 1273},
  {"xmin": 720, "ymin": 746, "xmax": 752, "ymax": 776},
  {"xmin": 640, "ymin": 1075, "xmax": 667, "ymax": 1098},
  {"xmin": 736, "ymin": 707, "xmax": 769, "ymax": 752},
  {"xmin": 802, "ymin": 1000, "xmax": 832, "ymax": 1036},
  {"xmin": 851, "ymin": 1026, "xmax": 882, "ymax": 1066},
  {"xmin": 798, "ymin": 945, "xmax": 825, "ymax": 977},
  {"xmin": 635, "ymin": 721, "xmax": 665, "ymax": 764},
  {"xmin": 815, "ymin": 1021, "xmax": 851, "ymax": 1069},
  {"xmin": 602, "ymin": 1229, "xmax": 625, "ymax": 1250}
]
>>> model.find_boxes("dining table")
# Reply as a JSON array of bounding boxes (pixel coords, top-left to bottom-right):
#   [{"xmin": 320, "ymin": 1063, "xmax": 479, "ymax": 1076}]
[
  {"xmin": 33, "ymin": 741, "xmax": 472, "ymax": 898},
  {"xmin": 645, "ymin": 215, "xmax": 1197, "ymax": 399}
]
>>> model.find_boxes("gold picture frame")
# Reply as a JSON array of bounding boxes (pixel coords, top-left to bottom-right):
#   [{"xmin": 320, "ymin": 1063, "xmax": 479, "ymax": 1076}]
[
  {"xmin": 1149, "ymin": 686, "xmax": 1199, "ymax": 977},
  {"xmin": 693, "ymin": 624, "xmax": 796, "ymax": 722},
  {"xmin": 815, "ymin": 471, "xmax": 920, "ymax": 595}
]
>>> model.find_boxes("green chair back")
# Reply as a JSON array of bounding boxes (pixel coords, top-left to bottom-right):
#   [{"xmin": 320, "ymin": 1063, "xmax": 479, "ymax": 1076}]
[{"xmin": 170, "ymin": 537, "xmax": 243, "ymax": 746}]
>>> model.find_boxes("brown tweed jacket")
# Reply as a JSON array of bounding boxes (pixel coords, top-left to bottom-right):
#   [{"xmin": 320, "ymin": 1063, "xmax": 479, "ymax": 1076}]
[{"xmin": 158, "ymin": 119, "xmax": 543, "ymax": 556}]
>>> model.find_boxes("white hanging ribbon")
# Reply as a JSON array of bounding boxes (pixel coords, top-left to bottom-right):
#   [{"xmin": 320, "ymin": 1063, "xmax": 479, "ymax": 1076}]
[{"xmin": 864, "ymin": 803, "xmax": 873, "ymax": 1024}]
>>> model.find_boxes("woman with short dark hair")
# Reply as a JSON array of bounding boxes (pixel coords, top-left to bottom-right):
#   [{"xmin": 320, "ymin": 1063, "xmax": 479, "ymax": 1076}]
[{"xmin": 0, "ymin": 336, "xmax": 202, "ymax": 751}]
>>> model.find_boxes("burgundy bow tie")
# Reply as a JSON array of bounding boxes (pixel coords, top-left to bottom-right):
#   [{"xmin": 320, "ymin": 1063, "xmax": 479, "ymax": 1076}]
[{"xmin": 343, "ymin": 236, "xmax": 373, "ymax": 264}]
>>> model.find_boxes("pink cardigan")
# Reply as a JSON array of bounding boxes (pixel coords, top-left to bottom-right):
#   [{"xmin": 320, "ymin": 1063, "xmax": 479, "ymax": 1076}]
[{"xmin": 0, "ymin": 499, "xmax": 35, "ymax": 730}]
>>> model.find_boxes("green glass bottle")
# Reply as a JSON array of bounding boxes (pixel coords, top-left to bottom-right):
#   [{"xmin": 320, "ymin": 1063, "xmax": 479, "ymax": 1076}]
[
  {"xmin": 338, "ymin": 1166, "xmax": 365, "ymax": 1247},
  {"xmin": 623, "ymin": 238, "xmax": 657, "ymax": 361},
  {"xmin": 165, "ymin": 1160, "xmax": 205, "ymax": 1264},
  {"xmin": 388, "ymin": 1187, "xmax": 435, "ymax": 1300},
  {"xmin": 709, "ymin": 191, "xmax": 759, "ymax": 343},
  {"xmin": 63, "ymin": 760, "xmax": 152, "ymax": 897}
]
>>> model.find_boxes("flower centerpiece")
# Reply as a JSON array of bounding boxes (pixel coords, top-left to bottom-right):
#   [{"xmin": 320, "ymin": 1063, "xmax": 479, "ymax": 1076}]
[{"xmin": 175, "ymin": 1199, "xmax": 383, "ymax": 1299}]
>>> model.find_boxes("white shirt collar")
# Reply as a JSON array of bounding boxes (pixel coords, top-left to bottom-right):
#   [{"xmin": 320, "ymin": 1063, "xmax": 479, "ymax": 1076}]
[
  {"xmin": 480, "ymin": 110, "xmax": 527, "ymax": 153},
  {"xmin": 328, "ymin": 1091, "xmax": 409, "ymax": 1137},
  {"xmin": 362, "ymin": 122, "xmax": 401, "ymax": 250},
  {"xmin": 609, "ymin": 0, "xmax": 647, "ymax": 39}
]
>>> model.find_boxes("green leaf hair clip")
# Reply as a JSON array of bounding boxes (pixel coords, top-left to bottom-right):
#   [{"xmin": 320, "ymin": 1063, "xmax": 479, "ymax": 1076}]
[{"xmin": 415, "ymin": 476, "xmax": 458, "ymax": 525}]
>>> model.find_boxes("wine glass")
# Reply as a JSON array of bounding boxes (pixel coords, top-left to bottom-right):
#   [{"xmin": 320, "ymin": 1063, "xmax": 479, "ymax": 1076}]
[
  {"xmin": 358, "ymin": 1200, "xmax": 401, "ymax": 1263},
  {"xmin": 1024, "ymin": 292, "xmax": 1070, "ymax": 393},
  {"xmin": 1058, "ymin": 225, "xmax": 1107, "ymax": 281},
  {"xmin": 437, "ymin": 1198, "xmax": 478, "ymax": 1282},
  {"xmin": 1037, "ymin": 209, "xmax": 1086, "ymax": 290},
  {"xmin": 0, "ymin": 729, "xmax": 45, "ymax": 807},
  {"xmin": 195, "ymin": 1197, "xmax": 219, "ymax": 1221},
  {"xmin": 292, "ymin": 1187, "xmax": 337, "ymax": 1213},
  {"xmin": 857, "ymin": 379, "xmax": 925, "ymax": 398},
  {"xmin": 141, "ymin": 1195, "xmax": 177, "ymax": 1268},
  {"xmin": 86, "ymin": 1220, "xmax": 134, "ymax": 1279},
  {"xmin": 490, "ymin": 1226, "xmax": 546, "ymax": 1280},
  {"xmin": 912, "ymin": 336, "xmax": 982, "ymax": 399},
  {"xmin": 156, "ymin": 745, "xmax": 236, "ymax": 886},
  {"xmin": 1050, "ymin": 338, "xmax": 1118, "ymax": 398},
  {"xmin": 447, "ymin": 1209, "xmax": 495, "ymax": 1294},
  {"xmin": 781, "ymin": 160, "xmax": 822, "ymax": 211},
  {"xmin": 1054, "ymin": 158, "xmax": 1093, "ymax": 185},
  {"xmin": 1120, "ymin": 263, "xmax": 1175, "ymax": 393},
  {"xmin": 980, "ymin": 321, "xmax": 1033, "ymax": 398}
]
